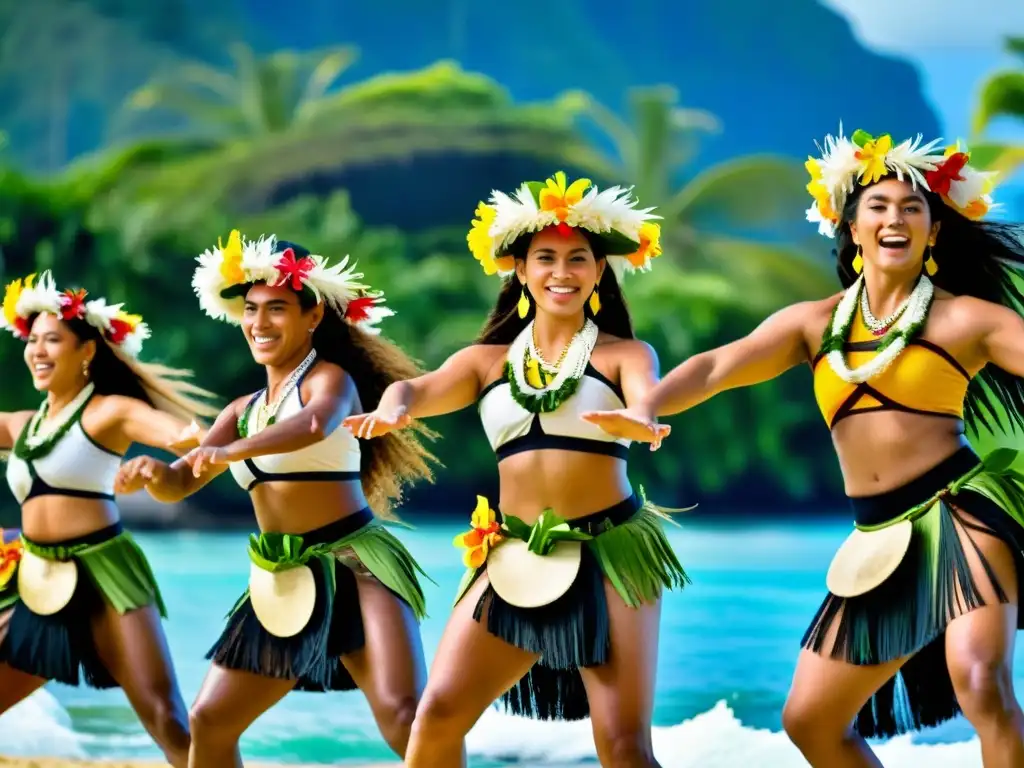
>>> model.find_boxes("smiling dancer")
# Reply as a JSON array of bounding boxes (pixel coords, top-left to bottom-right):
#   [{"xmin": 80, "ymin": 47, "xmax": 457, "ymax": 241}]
[
  {"xmin": 116, "ymin": 232, "xmax": 438, "ymax": 767},
  {"xmin": 345, "ymin": 172, "xmax": 688, "ymax": 767},
  {"xmin": 583, "ymin": 129, "xmax": 1024, "ymax": 766},
  {"xmin": 0, "ymin": 271, "xmax": 217, "ymax": 767}
]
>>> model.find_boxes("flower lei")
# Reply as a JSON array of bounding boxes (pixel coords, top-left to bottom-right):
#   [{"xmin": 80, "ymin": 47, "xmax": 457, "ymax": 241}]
[
  {"xmin": 505, "ymin": 319, "xmax": 599, "ymax": 414},
  {"xmin": 13, "ymin": 383, "xmax": 96, "ymax": 463},
  {"xmin": 820, "ymin": 275, "xmax": 934, "ymax": 384}
]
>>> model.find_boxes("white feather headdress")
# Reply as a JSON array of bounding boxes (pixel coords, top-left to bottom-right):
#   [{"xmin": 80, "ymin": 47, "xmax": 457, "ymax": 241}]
[
  {"xmin": 806, "ymin": 125, "xmax": 998, "ymax": 238},
  {"xmin": 1, "ymin": 270, "xmax": 150, "ymax": 357},
  {"xmin": 192, "ymin": 231, "xmax": 393, "ymax": 335},
  {"xmin": 467, "ymin": 171, "xmax": 663, "ymax": 280}
]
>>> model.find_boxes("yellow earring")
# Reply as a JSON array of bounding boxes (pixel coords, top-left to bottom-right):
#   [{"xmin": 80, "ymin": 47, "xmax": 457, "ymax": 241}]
[
  {"xmin": 852, "ymin": 246, "xmax": 863, "ymax": 274},
  {"xmin": 517, "ymin": 287, "xmax": 530, "ymax": 319},
  {"xmin": 924, "ymin": 244, "xmax": 938, "ymax": 276},
  {"xmin": 588, "ymin": 288, "xmax": 601, "ymax": 315}
]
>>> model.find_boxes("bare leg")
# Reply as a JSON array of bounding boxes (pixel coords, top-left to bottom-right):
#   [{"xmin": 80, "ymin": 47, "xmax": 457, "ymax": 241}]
[
  {"xmin": 405, "ymin": 574, "xmax": 540, "ymax": 768},
  {"xmin": 187, "ymin": 665, "xmax": 296, "ymax": 768},
  {"xmin": 0, "ymin": 607, "xmax": 47, "ymax": 713},
  {"xmin": 945, "ymin": 508, "xmax": 1024, "ymax": 768},
  {"xmin": 92, "ymin": 603, "xmax": 191, "ymax": 768},
  {"xmin": 340, "ymin": 576, "xmax": 427, "ymax": 757},
  {"xmin": 579, "ymin": 580, "xmax": 662, "ymax": 768},
  {"xmin": 782, "ymin": 601, "xmax": 908, "ymax": 768}
]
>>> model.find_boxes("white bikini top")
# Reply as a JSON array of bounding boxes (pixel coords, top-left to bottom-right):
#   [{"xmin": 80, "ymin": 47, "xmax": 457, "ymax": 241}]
[
  {"xmin": 6, "ymin": 421, "xmax": 120, "ymax": 505},
  {"xmin": 478, "ymin": 364, "xmax": 630, "ymax": 461},
  {"xmin": 228, "ymin": 375, "xmax": 362, "ymax": 492}
]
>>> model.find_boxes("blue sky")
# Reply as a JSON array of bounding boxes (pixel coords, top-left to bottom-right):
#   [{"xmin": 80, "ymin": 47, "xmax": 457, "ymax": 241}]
[{"xmin": 822, "ymin": 0, "xmax": 1023, "ymax": 142}]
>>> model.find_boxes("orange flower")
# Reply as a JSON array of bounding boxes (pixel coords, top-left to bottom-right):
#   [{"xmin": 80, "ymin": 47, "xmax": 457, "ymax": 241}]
[
  {"xmin": 626, "ymin": 222, "xmax": 663, "ymax": 268},
  {"xmin": 0, "ymin": 533, "xmax": 23, "ymax": 590},
  {"xmin": 453, "ymin": 496, "xmax": 504, "ymax": 569},
  {"xmin": 538, "ymin": 171, "xmax": 591, "ymax": 221}
]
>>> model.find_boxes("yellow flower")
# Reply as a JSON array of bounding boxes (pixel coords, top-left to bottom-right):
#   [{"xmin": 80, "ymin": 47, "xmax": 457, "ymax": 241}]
[
  {"xmin": 2, "ymin": 273, "xmax": 34, "ymax": 327},
  {"xmin": 805, "ymin": 157, "xmax": 837, "ymax": 220},
  {"xmin": 0, "ymin": 532, "xmax": 22, "ymax": 590},
  {"xmin": 218, "ymin": 229, "xmax": 246, "ymax": 286},
  {"xmin": 467, "ymin": 202, "xmax": 501, "ymax": 274},
  {"xmin": 453, "ymin": 495, "xmax": 504, "ymax": 569},
  {"xmin": 855, "ymin": 134, "xmax": 893, "ymax": 185},
  {"xmin": 626, "ymin": 222, "xmax": 663, "ymax": 268},
  {"xmin": 539, "ymin": 171, "xmax": 591, "ymax": 221},
  {"xmin": 115, "ymin": 310, "xmax": 142, "ymax": 330}
]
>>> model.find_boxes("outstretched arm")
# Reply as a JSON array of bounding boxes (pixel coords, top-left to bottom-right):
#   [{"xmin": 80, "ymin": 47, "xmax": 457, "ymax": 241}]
[
  {"xmin": 582, "ymin": 302, "xmax": 815, "ymax": 444},
  {"xmin": 0, "ymin": 411, "xmax": 36, "ymax": 451},
  {"xmin": 977, "ymin": 299, "xmax": 1024, "ymax": 377},
  {"xmin": 343, "ymin": 345, "xmax": 489, "ymax": 438},
  {"xmin": 106, "ymin": 396, "xmax": 209, "ymax": 457}
]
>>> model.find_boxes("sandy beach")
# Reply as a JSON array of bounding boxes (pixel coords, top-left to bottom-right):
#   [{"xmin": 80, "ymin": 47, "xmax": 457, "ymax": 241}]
[{"xmin": 0, "ymin": 760, "xmax": 400, "ymax": 768}]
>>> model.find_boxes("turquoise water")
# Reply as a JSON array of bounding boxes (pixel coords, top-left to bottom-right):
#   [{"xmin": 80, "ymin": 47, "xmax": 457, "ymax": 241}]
[{"xmin": 0, "ymin": 517, "xmax": 1016, "ymax": 766}]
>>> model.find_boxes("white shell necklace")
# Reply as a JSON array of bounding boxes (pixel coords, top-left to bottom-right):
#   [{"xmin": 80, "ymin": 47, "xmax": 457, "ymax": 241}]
[
  {"xmin": 254, "ymin": 348, "xmax": 318, "ymax": 432},
  {"xmin": 507, "ymin": 319, "xmax": 599, "ymax": 412},
  {"xmin": 859, "ymin": 287, "xmax": 910, "ymax": 336}
]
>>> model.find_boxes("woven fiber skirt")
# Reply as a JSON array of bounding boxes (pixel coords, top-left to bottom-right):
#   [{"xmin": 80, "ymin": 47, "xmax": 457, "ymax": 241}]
[
  {"xmin": 802, "ymin": 445, "xmax": 1024, "ymax": 738},
  {"xmin": 453, "ymin": 490, "xmax": 689, "ymax": 721},
  {"xmin": 208, "ymin": 508, "xmax": 429, "ymax": 692},
  {"xmin": 0, "ymin": 522, "xmax": 166, "ymax": 688}
]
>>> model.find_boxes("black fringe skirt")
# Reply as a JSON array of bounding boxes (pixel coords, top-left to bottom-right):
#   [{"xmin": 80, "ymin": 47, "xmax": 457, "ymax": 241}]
[
  {"xmin": 801, "ymin": 445, "xmax": 1024, "ymax": 738},
  {"xmin": 207, "ymin": 511, "xmax": 372, "ymax": 692},
  {"xmin": 0, "ymin": 522, "xmax": 165, "ymax": 688},
  {"xmin": 461, "ymin": 492, "xmax": 688, "ymax": 721}
]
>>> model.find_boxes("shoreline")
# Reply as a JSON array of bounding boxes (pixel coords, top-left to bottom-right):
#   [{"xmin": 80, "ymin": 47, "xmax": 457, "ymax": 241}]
[{"xmin": 0, "ymin": 759, "xmax": 400, "ymax": 768}]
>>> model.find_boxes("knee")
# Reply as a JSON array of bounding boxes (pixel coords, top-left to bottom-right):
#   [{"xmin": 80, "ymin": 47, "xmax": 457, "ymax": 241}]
[
  {"xmin": 189, "ymin": 698, "xmax": 241, "ymax": 747},
  {"xmin": 139, "ymin": 694, "xmax": 190, "ymax": 753},
  {"xmin": 952, "ymin": 658, "xmax": 1018, "ymax": 725},
  {"xmin": 593, "ymin": 729, "xmax": 654, "ymax": 767},
  {"xmin": 410, "ymin": 687, "xmax": 473, "ymax": 740},
  {"xmin": 782, "ymin": 697, "xmax": 838, "ymax": 752},
  {"xmin": 375, "ymin": 695, "xmax": 418, "ymax": 749}
]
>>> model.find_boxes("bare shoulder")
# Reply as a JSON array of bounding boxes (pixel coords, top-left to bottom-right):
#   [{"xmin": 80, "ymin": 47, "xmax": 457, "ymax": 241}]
[
  {"xmin": 89, "ymin": 393, "xmax": 147, "ymax": 421},
  {"xmin": 465, "ymin": 342, "xmax": 510, "ymax": 381},
  {"xmin": 597, "ymin": 334, "xmax": 657, "ymax": 362},
  {"xmin": 940, "ymin": 292, "xmax": 1020, "ymax": 329}
]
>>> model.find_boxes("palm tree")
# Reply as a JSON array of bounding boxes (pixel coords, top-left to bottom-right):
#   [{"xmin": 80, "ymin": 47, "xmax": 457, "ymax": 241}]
[
  {"xmin": 568, "ymin": 85, "xmax": 839, "ymax": 499},
  {"xmin": 970, "ymin": 36, "xmax": 1024, "ymax": 177}
]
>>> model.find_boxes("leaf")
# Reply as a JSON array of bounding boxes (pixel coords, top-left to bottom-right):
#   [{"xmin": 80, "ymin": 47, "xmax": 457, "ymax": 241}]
[
  {"xmin": 968, "ymin": 142, "xmax": 1024, "ymax": 178},
  {"xmin": 851, "ymin": 129, "xmax": 873, "ymax": 147},
  {"xmin": 972, "ymin": 71, "xmax": 1024, "ymax": 135},
  {"xmin": 546, "ymin": 529, "xmax": 594, "ymax": 543},
  {"xmin": 501, "ymin": 514, "xmax": 532, "ymax": 541},
  {"xmin": 983, "ymin": 447, "xmax": 1019, "ymax": 475}
]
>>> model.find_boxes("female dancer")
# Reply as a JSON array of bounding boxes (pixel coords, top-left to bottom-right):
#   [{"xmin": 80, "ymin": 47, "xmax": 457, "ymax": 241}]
[
  {"xmin": 0, "ymin": 270, "xmax": 218, "ymax": 767},
  {"xmin": 584, "ymin": 129, "xmax": 1024, "ymax": 766},
  {"xmin": 115, "ymin": 232, "xmax": 438, "ymax": 766},
  {"xmin": 345, "ymin": 172, "xmax": 689, "ymax": 767}
]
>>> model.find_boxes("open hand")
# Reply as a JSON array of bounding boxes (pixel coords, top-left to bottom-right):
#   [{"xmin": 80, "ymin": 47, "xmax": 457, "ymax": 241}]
[
  {"xmin": 183, "ymin": 445, "xmax": 232, "ymax": 477},
  {"xmin": 580, "ymin": 407, "xmax": 670, "ymax": 451},
  {"xmin": 342, "ymin": 407, "xmax": 412, "ymax": 440},
  {"xmin": 115, "ymin": 456, "xmax": 172, "ymax": 494}
]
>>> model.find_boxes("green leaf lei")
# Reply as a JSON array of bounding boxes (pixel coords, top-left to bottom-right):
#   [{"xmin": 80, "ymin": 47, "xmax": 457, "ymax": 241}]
[
  {"xmin": 819, "ymin": 279, "xmax": 933, "ymax": 361},
  {"xmin": 504, "ymin": 354, "xmax": 585, "ymax": 414},
  {"xmin": 13, "ymin": 386, "xmax": 95, "ymax": 463}
]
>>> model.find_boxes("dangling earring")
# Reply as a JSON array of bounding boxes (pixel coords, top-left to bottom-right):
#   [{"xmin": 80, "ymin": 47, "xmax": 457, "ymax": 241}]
[
  {"xmin": 852, "ymin": 246, "xmax": 863, "ymax": 274},
  {"xmin": 588, "ymin": 287, "xmax": 601, "ymax": 315},
  {"xmin": 82, "ymin": 359, "xmax": 90, "ymax": 379},
  {"xmin": 924, "ymin": 243, "xmax": 938, "ymax": 276},
  {"xmin": 517, "ymin": 286, "xmax": 530, "ymax": 319}
]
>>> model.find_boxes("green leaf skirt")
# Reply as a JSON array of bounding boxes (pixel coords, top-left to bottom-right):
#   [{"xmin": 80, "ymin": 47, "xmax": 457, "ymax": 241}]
[
  {"xmin": 802, "ymin": 445, "xmax": 1024, "ymax": 738},
  {"xmin": 207, "ymin": 508, "xmax": 430, "ymax": 692},
  {"xmin": 0, "ymin": 521, "xmax": 165, "ymax": 688},
  {"xmin": 455, "ymin": 490, "xmax": 690, "ymax": 721}
]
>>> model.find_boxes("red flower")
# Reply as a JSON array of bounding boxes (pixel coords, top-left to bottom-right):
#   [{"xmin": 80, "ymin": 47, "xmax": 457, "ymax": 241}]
[
  {"xmin": 13, "ymin": 317, "xmax": 30, "ymax": 339},
  {"xmin": 344, "ymin": 296, "xmax": 375, "ymax": 323},
  {"xmin": 925, "ymin": 153, "xmax": 968, "ymax": 197},
  {"xmin": 107, "ymin": 318, "xmax": 132, "ymax": 344},
  {"xmin": 59, "ymin": 289, "xmax": 88, "ymax": 321},
  {"xmin": 274, "ymin": 248, "xmax": 315, "ymax": 291}
]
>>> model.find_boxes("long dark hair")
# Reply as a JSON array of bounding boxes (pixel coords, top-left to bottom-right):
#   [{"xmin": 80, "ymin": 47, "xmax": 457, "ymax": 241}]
[
  {"xmin": 281, "ymin": 244, "xmax": 438, "ymax": 520},
  {"xmin": 32, "ymin": 314, "xmax": 220, "ymax": 423},
  {"xmin": 475, "ymin": 228, "xmax": 635, "ymax": 344},
  {"xmin": 834, "ymin": 175, "xmax": 1024, "ymax": 434}
]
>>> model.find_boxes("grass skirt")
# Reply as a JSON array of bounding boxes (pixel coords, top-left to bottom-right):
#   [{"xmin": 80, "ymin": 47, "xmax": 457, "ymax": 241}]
[
  {"xmin": 207, "ymin": 509, "xmax": 430, "ymax": 692},
  {"xmin": 0, "ymin": 522, "xmax": 166, "ymax": 688},
  {"xmin": 802, "ymin": 446, "xmax": 1024, "ymax": 738},
  {"xmin": 454, "ymin": 491, "xmax": 689, "ymax": 721}
]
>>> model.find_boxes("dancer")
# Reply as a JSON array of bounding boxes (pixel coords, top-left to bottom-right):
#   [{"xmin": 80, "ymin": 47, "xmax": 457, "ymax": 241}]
[
  {"xmin": 0, "ymin": 270, "xmax": 218, "ymax": 767},
  {"xmin": 345, "ymin": 172, "xmax": 689, "ymax": 767},
  {"xmin": 583, "ymin": 129, "xmax": 1024, "ymax": 766},
  {"xmin": 115, "ymin": 232, "xmax": 438, "ymax": 767}
]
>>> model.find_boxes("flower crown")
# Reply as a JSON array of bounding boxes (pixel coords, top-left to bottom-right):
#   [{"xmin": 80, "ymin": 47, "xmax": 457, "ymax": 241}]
[
  {"xmin": 806, "ymin": 126, "xmax": 997, "ymax": 238},
  {"xmin": 0, "ymin": 271, "xmax": 150, "ymax": 357},
  {"xmin": 467, "ymin": 171, "xmax": 663, "ymax": 279},
  {"xmin": 192, "ymin": 230, "xmax": 394, "ymax": 335}
]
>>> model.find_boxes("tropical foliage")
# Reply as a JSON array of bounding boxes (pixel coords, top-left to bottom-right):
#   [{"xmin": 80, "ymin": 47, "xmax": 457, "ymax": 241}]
[{"xmin": 971, "ymin": 36, "xmax": 1024, "ymax": 178}]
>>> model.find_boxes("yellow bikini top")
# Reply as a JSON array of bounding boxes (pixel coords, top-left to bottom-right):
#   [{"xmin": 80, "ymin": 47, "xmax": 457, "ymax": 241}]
[{"xmin": 812, "ymin": 306, "xmax": 971, "ymax": 429}]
